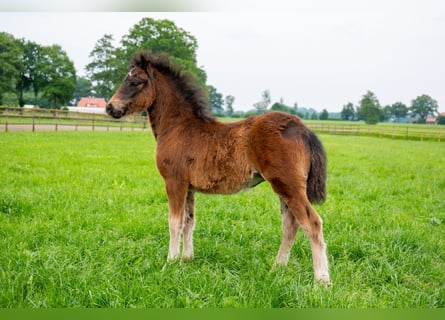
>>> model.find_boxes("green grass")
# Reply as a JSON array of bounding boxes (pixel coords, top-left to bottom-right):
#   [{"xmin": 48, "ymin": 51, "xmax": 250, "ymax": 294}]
[{"xmin": 0, "ymin": 131, "xmax": 444, "ymax": 307}]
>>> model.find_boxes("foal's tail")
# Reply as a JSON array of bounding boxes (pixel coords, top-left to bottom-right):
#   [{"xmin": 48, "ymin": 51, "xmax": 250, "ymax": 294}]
[{"xmin": 302, "ymin": 128, "xmax": 327, "ymax": 204}]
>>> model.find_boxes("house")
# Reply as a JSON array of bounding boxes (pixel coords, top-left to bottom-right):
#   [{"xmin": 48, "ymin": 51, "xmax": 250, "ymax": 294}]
[
  {"xmin": 425, "ymin": 117, "xmax": 437, "ymax": 124},
  {"xmin": 77, "ymin": 97, "xmax": 107, "ymax": 108}
]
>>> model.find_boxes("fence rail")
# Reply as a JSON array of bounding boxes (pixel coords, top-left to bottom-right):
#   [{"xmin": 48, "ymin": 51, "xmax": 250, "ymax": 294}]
[
  {"xmin": 307, "ymin": 123, "xmax": 444, "ymax": 142},
  {"xmin": 0, "ymin": 106, "xmax": 148, "ymax": 132},
  {"xmin": 1, "ymin": 106, "xmax": 444, "ymax": 142}
]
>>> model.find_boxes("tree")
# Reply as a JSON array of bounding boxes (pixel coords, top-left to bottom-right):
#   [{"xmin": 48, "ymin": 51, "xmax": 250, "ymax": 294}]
[
  {"xmin": 390, "ymin": 102, "xmax": 408, "ymax": 123},
  {"xmin": 319, "ymin": 109, "xmax": 329, "ymax": 120},
  {"xmin": 225, "ymin": 95, "xmax": 235, "ymax": 117},
  {"xmin": 382, "ymin": 105, "xmax": 393, "ymax": 122},
  {"xmin": 31, "ymin": 44, "xmax": 53, "ymax": 105},
  {"xmin": 119, "ymin": 18, "xmax": 206, "ymax": 85},
  {"xmin": 39, "ymin": 45, "xmax": 77, "ymax": 109},
  {"xmin": 85, "ymin": 34, "xmax": 118, "ymax": 100},
  {"xmin": 311, "ymin": 111, "xmax": 318, "ymax": 120},
  {"xmin": 0, "ymin": 32, "xmax": 23, "ymax": 105},
  {"xmin": 341, "ymin": 102, "xmax": 355, "ymax": 120},
  {"xmin": 410, "ymin": 95, "xmax": 438, "ymax": 123},
  {"xmin": 356, "ymin": 90, "xmax": 382, "ymax": 124},
  {"xmin": 16, "ymin": 39, "xmax": 42, "ymax": 106},
  {"xmin": 293, "ymin": 102, "xmax": 299, "ymax": 115},
  {"xmin": 270, "ymin": 101, "xmax": 297, "ymax": 115},
  {"xmin": 253, "ymin": 90, "xmax": 271, "ymax": 114},
  {"xmin": 208, "ymin": 85, "xmax": 224, "ymax": 114}
]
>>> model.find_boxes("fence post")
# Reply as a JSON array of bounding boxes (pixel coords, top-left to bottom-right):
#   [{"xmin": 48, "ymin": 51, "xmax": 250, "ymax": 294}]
[
  {"xmin": 3, "ymin": 107, "xmax": 8, "ymax": 132},
  {"xmin": 55, "ymin": 111, "xmax": 59, "ymax": 132}
]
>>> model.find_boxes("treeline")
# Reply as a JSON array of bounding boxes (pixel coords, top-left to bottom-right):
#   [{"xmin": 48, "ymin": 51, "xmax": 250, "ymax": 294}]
[
  {"xmin": 211, "ymin": 88, "xmax": 443, "ymax": 125},
  {"xmin": 0, "ymin": 32, "xmax": 76, "ymax": 108},
  {"xmin": 340, "ymin": 90, "xmax": 443, "ymax": 125},
  {"xmin": 0, "ymin": 18, "xmax": 211, "ymax": 110}
]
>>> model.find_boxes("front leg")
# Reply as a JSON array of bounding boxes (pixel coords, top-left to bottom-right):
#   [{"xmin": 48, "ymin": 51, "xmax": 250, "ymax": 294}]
[
  {"xmin": 182, "ymin": 191, "xmax": 195, "ymax": 261},
  {"xmin": 166, "ymin": 180, "xmax": 188, "ymax": 261}
]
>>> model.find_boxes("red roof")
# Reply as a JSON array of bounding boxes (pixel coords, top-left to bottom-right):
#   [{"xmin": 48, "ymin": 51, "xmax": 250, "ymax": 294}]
[
  {"xmin": 426, "ymin": 117, "xmax": 437, "ymax": 124},
  {"xmin": 77, "ymin": 97, "xmax": 107, "ymax": 108}
]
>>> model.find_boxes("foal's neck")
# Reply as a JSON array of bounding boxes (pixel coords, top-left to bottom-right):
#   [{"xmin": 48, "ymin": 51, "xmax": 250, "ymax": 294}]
[{"xmin": 147, "ymin": 73, "xmax": 200, "ymax": 139}]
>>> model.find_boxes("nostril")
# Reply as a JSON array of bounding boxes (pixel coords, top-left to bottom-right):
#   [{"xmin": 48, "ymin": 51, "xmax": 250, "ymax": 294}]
[
  {"xmin": 106, "ymin": 102, "xmax": 124, "ymax": 118},
  {"xmin": 114, "ymin": 110, "xmax": 123, "ymax": 118}
]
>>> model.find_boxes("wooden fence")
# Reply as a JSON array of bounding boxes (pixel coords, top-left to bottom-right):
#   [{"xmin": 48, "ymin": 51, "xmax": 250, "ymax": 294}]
[
  {"xmin": 1, "ymin": 106, "xmax": 444, "ymax": 142},
  {"xmin": 0, "ymin": 106, "xmax": 148, "ymax": 133},
  {"xmin": 307, "ymin": 123, "xmax": 445, "ymax": 142}
]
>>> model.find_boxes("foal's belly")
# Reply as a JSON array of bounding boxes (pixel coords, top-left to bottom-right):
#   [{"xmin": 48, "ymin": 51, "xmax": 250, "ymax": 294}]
[{"xmin": 190, "ymin": 170, "xmax": 265, "ymax": 195}]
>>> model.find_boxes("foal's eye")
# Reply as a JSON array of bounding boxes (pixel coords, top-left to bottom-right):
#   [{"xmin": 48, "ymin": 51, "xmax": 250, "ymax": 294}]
[{"xmin": 129, "ymin": 81, "xmax": 140, "ymax": 87}]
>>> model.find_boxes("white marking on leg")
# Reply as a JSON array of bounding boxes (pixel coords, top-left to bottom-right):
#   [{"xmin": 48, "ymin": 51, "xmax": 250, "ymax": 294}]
[
  {"xmin": 167, "ymin": 214, "xmax": 183, "ymax": 261},
  {"xmin": 182, "ymin": 221, "xmax": 194, "ymax": 261},
  {"xmin": 311, "ymin": 238, "xmax": 330, "ymax": 285},
  {"xmin": 182, "ymin": 192, "xmax": 195, "ymax": 261},
  {"xmin": 273, "ymin": 199, "xmax": 299, "ymax": 269},
  {"xmin": 304, "ymin": 215, "xmax": 330, "ymax": 285}
]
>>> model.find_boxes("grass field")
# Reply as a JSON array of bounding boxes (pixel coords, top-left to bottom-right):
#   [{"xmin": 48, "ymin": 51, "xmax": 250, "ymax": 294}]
[{"xmin": 0, "ymin": 131, "xmax": 444, "ymax": 307}]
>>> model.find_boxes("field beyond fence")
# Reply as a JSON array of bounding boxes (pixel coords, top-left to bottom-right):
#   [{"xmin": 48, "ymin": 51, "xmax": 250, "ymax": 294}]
[{"xmin": 1, "ymin": 106, "xmax": 445, "ymax": 142}]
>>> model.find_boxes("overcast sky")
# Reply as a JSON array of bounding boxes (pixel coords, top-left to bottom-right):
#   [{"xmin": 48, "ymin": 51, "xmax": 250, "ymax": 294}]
[{"xmin": 1, "ymin": 1, "xmax": 444, "ymax": 112}]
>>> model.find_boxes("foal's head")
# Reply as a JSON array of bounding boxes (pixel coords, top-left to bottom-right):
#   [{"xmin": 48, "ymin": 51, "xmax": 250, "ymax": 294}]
[{"xmin": 106, "ymin": 54, "xmax": 156, "ymax": 119}]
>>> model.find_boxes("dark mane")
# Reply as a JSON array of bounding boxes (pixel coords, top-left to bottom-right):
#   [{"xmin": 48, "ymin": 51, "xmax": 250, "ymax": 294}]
[{"xmin": 130, "ymin": 50, "xmax": 215, "ymax": 122}]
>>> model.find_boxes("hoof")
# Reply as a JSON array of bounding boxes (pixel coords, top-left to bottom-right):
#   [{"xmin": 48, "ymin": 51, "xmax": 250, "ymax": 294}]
[
  {"xmin": 315, "ymin": 274, "xmax": 332, "ymax": 287},
  {"xmin": 181, "ymin": 254, "xmax": 194, "ymax": 264}
]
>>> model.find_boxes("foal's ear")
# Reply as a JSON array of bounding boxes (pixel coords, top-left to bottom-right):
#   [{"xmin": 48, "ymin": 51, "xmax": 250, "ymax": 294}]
[
  {"xmin": 137, "ymin": 52, "xmax": 154, "ymax": 80},
  {"xmin": 146, "ymin": 62, "xmax": 155, "ymax": 80}
]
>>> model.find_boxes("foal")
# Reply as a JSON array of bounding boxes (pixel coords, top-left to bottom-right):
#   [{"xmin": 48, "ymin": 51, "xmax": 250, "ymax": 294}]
[{"xmin": 106, "ymin": 51, "xmax": 330, "ymax": 285}]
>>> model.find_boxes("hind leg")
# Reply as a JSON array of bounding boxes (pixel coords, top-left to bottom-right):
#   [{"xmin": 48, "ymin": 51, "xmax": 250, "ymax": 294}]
[
  {"xmin": 269, "ymin": 177, "xmax": 330, "ymax": 284},
  {"xmin": 273, "ymin": 198, "xmax": 300, "ymax": 268},
  {"xmin": 288, "ymin": 196, "xmax": 330, "ymax": 285},
  {"xmin": 182, "ymin": 191, "xmax": 195, "ymax": 261}
]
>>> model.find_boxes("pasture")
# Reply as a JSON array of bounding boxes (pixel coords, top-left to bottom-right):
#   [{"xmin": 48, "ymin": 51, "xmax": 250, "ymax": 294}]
[{"xmin": 0, "ymin": 131, "xmax": 444, "ymax": 307}]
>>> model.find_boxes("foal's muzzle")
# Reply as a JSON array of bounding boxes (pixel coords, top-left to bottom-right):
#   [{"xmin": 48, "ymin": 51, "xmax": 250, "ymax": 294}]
[{"xmin": 106, "ymin": 103, "xmax": 124, "ymax": 119}]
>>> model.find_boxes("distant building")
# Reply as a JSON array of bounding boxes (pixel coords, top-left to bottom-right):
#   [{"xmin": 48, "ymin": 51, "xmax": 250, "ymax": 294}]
[
  {"xmin": 426, "ymin": 117, "xmax": 437, "ymax": 124},
  {"xmin": 77, "ymin": 97, "xmax": 107, "ymax": 108}
]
